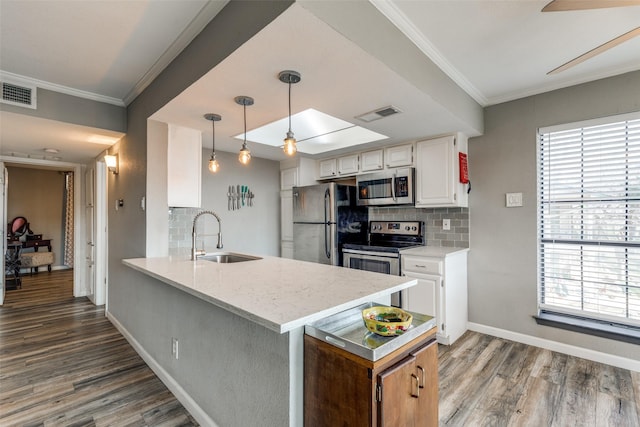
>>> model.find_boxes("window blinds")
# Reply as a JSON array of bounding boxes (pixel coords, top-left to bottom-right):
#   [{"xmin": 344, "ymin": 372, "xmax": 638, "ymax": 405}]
[{"xmin": 538, "ymin": 113, "xmax": 640, "ymax": 327}]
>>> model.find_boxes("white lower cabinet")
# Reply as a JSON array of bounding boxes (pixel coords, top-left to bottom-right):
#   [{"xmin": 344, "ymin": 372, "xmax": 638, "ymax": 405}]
[{"xmin": 401, "ymin": 249, "xmax": 468, "ymax": 345}]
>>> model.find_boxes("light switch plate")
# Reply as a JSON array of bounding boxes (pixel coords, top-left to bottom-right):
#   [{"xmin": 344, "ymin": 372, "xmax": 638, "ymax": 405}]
[{"xmin": 506, "ymin": 192, "xmax": 523, "ymax": 207}]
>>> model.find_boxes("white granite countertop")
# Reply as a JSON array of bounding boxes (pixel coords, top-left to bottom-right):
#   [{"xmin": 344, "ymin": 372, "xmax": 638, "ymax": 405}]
[
  {"xmin": 401, "ymin": 246, "xmax": 469, "ymax": 258},
  {"xmin": 123, "ymin": 255, "xmax": 416, "ymax": 334}
]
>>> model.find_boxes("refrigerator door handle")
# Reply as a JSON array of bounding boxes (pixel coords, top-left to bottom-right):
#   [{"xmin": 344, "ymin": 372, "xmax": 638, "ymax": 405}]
[{"xmin": 324, "ymin": 188, "xmax": 331, "ymax": 259}]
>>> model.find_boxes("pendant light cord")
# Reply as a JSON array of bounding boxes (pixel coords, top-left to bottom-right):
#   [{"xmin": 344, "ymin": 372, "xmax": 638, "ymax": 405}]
[
  {"xmin": 288, "ymin": 80, "xmax": 292, "ymax": 133},
  {"xmin": 211, "ymin": 119, "xmax": 215, "ymax": 154},
  {"xmin": 243, "ymin": 103, "xmax": 247, "ymax": 145}
]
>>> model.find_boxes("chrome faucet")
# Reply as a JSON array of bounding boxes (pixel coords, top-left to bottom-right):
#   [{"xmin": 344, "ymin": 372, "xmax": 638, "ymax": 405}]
[{"xmin": 191, "ymin": 210, "xmax": 223, "ymax": 260}]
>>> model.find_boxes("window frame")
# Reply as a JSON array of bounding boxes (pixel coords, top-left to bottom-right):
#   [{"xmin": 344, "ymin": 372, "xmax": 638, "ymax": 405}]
[{"xmin": 536, "ymin": 111, "xmax": 640, "ymax": 336}]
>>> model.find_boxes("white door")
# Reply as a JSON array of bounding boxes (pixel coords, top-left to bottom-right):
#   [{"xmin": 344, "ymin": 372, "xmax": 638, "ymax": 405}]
[
  {"xmin": 85, "ymin": 167, "xmax": 96, "ymax": 303},
  {"xmin": 1, "ymin": 162, "xmax": 6, "ymax": 305}
]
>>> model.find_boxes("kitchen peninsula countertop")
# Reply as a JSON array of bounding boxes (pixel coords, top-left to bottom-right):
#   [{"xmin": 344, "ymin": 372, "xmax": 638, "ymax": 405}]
[{"xmin": 123, "ymin": 255, "xmax": 416, "ymax": 334}]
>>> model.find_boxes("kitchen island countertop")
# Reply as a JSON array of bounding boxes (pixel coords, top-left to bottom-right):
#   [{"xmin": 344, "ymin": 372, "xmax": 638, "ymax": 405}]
[{"xmin": 123, "ymin": 254, "xmax": 416, "ymax": 334}]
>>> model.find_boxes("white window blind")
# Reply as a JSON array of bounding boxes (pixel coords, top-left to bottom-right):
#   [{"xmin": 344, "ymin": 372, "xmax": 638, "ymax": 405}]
[{"xmin": 538, "ymin": 112, "xmax": 640, "ymax": 328}]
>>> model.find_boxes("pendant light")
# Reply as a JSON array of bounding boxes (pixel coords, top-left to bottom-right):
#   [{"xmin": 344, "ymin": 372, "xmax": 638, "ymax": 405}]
[
  {"xmin": 278, "ymin": 70, "xmax": 301, "ymax": 156},
  {"xmin": 235, "ymin": 96, "xmax": 254, "ymax": 165},
  {"xmin": 204, "ymin": 113, "xmax": 221, "ymax": 173}
]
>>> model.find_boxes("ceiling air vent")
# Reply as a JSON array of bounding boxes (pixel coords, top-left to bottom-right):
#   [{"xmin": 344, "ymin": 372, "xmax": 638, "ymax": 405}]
[
  {"xmin": 355, "ymin": 105, "xmax": 402, "ymax": 123},
  {"xmin": 1, "ymin": 81, "xmax": 37, "ymax": 109}
]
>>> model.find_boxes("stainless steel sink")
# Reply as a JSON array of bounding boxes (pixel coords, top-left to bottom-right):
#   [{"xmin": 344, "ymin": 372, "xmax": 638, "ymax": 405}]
[{"xmin": 198, "ymin": 252, "xmax": 262, "ymax": 263}]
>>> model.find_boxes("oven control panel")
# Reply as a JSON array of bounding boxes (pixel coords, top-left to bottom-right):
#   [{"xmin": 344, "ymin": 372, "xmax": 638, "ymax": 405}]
[{"xmin": 369, "ymin": 221, "xmax": 422, "ymax": 236}]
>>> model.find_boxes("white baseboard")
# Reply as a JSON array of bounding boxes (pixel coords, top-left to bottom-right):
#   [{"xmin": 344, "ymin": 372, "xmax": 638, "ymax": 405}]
[
  {"xmin": 467, "ymin": 322, "xmax": 640, "ymax": 372},
  {"xmin": 106, "ymin": 312, "xmax": 217, "ymax": 427}
]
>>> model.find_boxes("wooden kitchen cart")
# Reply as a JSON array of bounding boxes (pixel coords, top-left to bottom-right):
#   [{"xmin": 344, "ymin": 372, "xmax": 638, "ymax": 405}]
[{"xmin": 304, "ymin": 326, "xmax": 438, "ymax": 427}]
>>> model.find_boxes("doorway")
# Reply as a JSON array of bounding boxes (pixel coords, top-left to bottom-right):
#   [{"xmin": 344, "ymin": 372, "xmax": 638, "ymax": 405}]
[{"xmin": 0, "ymin": 157, "xmax": 86, "ymax": 303}]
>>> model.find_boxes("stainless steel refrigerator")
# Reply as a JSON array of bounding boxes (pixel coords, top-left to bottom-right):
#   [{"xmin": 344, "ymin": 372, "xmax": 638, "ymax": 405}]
[{"xmin": 293, "ymin": 183, "xmax": 368, "ymax": 266}]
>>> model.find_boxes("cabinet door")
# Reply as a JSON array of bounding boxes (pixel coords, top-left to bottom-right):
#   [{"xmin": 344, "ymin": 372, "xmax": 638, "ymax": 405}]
[
  {"xmin": 362, "ymin": 150, "xmax": 384, "ymax": 171},
  {"xmin": 415, "ymin": 135, "xmax": 455, "ymax": 207},
  {"xmin": 319, "ymin": 158, "xmax": 337, "ymax": 178},
  {"xmin": 338, "ymin": 154, "xmax": 359, "ymax": 175},
  {"xmin": 280, "ymin": 168, "xmax": 298, "ymax": 190},
  {"xmin": 411, "ymin": 340, "xmax": 439, "ymax": 427},
  {"xmin": 385, "ymin": 144, "xmax": 413, "ymax": 168},
  {"xmin": 404, "ymin": 273, "xmax": 439, "ymax": 318},
  {"xmin": 377, "ymin": 354, "xmax": 418, "ymax": 427},
  {"xmin": 377, "ymin": 339, "xmax": 438, "ymax": 427},
  {"xmin": 167, "ymin": 124, "xmax": 202, "ymax": 207},
  {"xmin": 280, "ymin": 190, "xmax": 293, "ymax": 241}
]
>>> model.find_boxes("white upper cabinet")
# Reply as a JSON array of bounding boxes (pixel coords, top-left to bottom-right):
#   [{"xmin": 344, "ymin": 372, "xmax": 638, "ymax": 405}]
[
  {"xmin": 385, "ymin": 144, "xmax": 413, "ymax": 168},
  {"xmin": 319, "ymin": 158, "xmax": 338, "ymax": 178},
  {"xmin": 280, "ymin": 168, "xmax": 298, "ymax": 191},
  {"xmin": 167, "ymin": 124, "xmax": 202, "ymax": 208},
  {"xmin": 415, "ymin": 134, "xmax": 469, "ymax": 208},
  {"xmin": 337, "ymin": 154, "xmax": 359, "ymax": 176},
  {"xmin": 361, "ymin": 150, "xmax": 384, "ymax": 172}
]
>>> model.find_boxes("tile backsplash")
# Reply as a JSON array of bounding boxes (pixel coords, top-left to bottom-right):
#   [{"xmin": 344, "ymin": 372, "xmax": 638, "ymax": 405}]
[
  {"xmin": 169, "ymin": 206, "xmax": 469, "ymax": 256},
  {"xmin": 369, "ymin": 207, "xmax": 469, "ymax": 248},
  {"xmin": 168, "ymin": 207, "xmax": 200, "ymax": 257}
]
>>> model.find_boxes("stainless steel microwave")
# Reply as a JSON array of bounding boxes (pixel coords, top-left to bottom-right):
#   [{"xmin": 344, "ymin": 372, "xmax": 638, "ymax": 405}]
[{"xmin": 355, "ymin": 167, "xmax": 415, "ymax": 206}]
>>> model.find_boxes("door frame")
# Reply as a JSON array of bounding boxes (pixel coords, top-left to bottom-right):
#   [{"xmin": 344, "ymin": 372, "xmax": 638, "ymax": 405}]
[
  {"xmin": 1, "ymin": 162, "xmax": 6, "ymax": 305},
  {"xmin": 94, "ymin": 160, "xmax": 108, "ymax": 307},
  {"xmin": 0, "ymin": 156, "xmax": 86, "ymax": 298}
]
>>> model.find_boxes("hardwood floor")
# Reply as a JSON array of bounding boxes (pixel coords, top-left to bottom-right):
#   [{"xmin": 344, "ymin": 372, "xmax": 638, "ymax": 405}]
[
  {"xmin": 2, "ymin": 270, "xmax": 639, "ymax": 426},
  {"xmin": 0, "ymin": 270, "xmax": 198, "ymax": 426},
  {"xmin": 438, "ymin": 331, "xmax": 640, "ymax": 426}
]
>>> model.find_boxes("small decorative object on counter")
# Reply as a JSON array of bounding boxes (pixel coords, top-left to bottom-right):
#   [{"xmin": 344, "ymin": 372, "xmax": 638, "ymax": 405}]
[
  {"xmin": 227, "ymin": 185, "xmax": 255, "ymax": 210},
  {"xmin": 362, "ymin": 306, "xmax": 413, "ymax": 336}
]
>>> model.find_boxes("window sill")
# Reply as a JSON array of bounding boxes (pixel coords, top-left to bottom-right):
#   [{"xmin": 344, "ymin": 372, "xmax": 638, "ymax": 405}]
[{"xmin": 534, "ymin": 311, "xmax": 640, "ymax": 345}]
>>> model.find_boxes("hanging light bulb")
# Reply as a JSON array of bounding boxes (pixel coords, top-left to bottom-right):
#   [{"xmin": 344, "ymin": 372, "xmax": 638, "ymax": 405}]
[
  {"xmin": 235, "ymin": 96, "xmax": 254, "ymax": 165},
  {"xmin": 204, "ymin": 113, "xmax": 221, "ymax": 173},
  {"xmin": 278, "ymin": 70, "xmax": 301, "ymax": 156}
]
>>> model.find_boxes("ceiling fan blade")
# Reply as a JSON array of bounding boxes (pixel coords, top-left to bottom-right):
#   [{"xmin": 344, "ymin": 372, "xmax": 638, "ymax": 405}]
[
  {"xmin": 548, "ymin": 26, "xmax": 640, "ymax": 74},
  {"xmin": 542, "ymin": 0, "xmax": 640, "ymax": 12}
]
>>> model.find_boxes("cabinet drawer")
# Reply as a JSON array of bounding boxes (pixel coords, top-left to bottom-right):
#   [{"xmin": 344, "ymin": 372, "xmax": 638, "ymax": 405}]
[{"xmin": 402, "ymin": 255, "xmax": 442, "ymax": 275}]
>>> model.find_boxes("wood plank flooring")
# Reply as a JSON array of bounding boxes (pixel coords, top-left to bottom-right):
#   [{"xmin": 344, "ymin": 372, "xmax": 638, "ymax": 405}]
[
  {"xmin": 0, "ymin": 270, "xmax": 198, "ymax": 426},
  {"xmin": 438, "ymin": 331, "xmax": 640, "ymax": 426},
  {"xmin": 2, "ymin": 270, "xmax": 639, "ymax": 426}
]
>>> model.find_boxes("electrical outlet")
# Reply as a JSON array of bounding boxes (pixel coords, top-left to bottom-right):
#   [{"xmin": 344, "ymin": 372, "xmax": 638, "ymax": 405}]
[
  {"xmin": 172, "ymin": 338, "xmax": 179, "ymax": 359},
  {"xmin": 443, "ymin": 219, "xmax": 451, "ymax": 231}
]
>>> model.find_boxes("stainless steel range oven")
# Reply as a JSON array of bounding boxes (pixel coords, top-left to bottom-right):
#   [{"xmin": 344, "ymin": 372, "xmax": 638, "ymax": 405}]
[{"xmin": 343, "ymin": 221, "xmax": 425, "ymax": 306}]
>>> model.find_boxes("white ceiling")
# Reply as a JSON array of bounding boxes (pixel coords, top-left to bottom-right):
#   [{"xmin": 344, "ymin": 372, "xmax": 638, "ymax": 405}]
[{"xmin": 1, "ymin": 0, "xmax": 639, "ymax": 164}]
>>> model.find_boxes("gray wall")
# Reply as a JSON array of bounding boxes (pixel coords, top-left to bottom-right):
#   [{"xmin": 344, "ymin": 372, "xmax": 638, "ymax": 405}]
[
  {"xmin": 0, "ymin": 88, "xmax": 126, "ymax": 133},
  {"xmin": 114, "ymin": 269, "xmax": 290, "ymax": 426},
  {"xmin": 6, "ymin": 166, "xmax": 65, "ymax": 265},
  {"xmin": 169, "ymin": 150, "xmax": 280, "ymax": 257},
  {"xmin": 468, "ymin": 70, "xmax": 640, "ymax": 360},
  {"xmin": 107, "ymin": 1, "xmax": 295, "ymax": 423}
]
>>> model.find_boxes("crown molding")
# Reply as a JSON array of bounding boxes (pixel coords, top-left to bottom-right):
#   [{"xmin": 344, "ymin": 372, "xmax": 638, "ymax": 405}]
[
  {"xmin": 122, "ymin": 0, "xmax": 229, "ymax": 106},
  {"xmin": 0, "ymin": 70, "xmax": 124, "ymax": 107},
  {"xmin": 370, "ymin": 0, "xmax": 488, "ymax": 107}
]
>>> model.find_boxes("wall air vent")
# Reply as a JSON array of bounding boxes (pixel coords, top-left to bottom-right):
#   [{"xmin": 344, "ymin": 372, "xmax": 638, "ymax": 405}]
[
  {"xmin": 355, "ymin": 105, "xmax": 402, "ymax": 123},
  {"xmin": 1, "ymin": 81, "xmax": 37, "ymax": 109}
]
